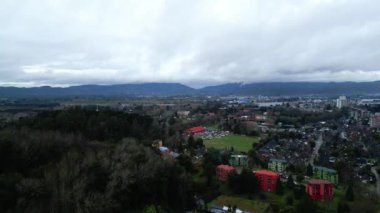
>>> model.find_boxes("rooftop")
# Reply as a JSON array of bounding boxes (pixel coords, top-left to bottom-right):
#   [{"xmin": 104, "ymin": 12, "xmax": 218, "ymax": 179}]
[
  {"xmin": 307, "ymin": 179, "xmax": 332, "ymax": 185},
  {"xmin": 313, "ymin": 166, "xmax": 337, "ymax": 173},
  {"xmin": 254, "ymin": 169, "xmax": 279, "ymax": 177},
  {"xmin": 217, "ymin": 164, "xmax": 235, "ymax": 171},
  {"xmin": 185, "ymin": 126, "xmax": 205, "ymax": 133},
  {"xmin": 269, "ymin": 158, "xmax": 287, "ymax": 163}
]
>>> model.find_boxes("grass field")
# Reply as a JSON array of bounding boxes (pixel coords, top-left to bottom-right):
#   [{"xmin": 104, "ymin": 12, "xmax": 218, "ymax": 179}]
[
  {"xmin": 210, "ymin": 195, "xmax": 269, "ymax": 213},
  {"xmin": 204, "ymin": 135, "xmax": 260, "ymax": 152}
]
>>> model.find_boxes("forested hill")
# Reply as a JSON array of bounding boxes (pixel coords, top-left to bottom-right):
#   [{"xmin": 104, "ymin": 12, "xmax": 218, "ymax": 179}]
[
  {"xmin": 11, "ymin": 108, "xmax": 160, "ymax": 142},
  {"xmin": 1, "ymin": 81, "xmax": 380, "ymax": 97},
  {"xmin": 0, "ymin": 109, "xmax": 194, "ymax": 212}
]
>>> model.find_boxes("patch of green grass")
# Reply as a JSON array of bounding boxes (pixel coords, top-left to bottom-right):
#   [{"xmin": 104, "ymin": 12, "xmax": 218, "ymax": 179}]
[
  {"xmin": 210, "ymin": 195, "xmax": 269, "ymax": 213},
  {"xmin": 192, "ymin": 172, "xmax": 207, "ymax": 184},
  {"xmin": 204, "ymin": 135, "xmax": 260, "ymax": 152}
]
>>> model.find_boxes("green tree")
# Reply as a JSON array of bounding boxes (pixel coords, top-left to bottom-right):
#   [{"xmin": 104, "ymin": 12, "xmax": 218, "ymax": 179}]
[
  {"xmin": 287, "ymin": 175, "xmax": 295, "ymax": 189},
  {"xmin": 306, "ymin": 164, "xmax": 313, "ymax": 177},
  {"xmin": 345, "ymin": 184, "xmax": 354, "ymax": 201},
  {"xmin": 293, "ymin": 186, "xmax": 305, "ymax": 200},
  {"xmin": 296, "ymin": 198, "xmax": 317, "ymax": 213},
  {"xmin": 285, "ymin": 196, "xmax": 294, "ymax": 206},
  {"xmin": 276, "ymin": 179, "xmax": 284, "ymax": 196},
  {"xmin": 337, "ymin": 200, "xmax": 350, "ymax": 213},
  {"xmin": 286, "ymin": 164, "xmax": 296, "ymax": 173},
  {"xmin": 296, "ymin": 174, "xmax": 304, "ymax": 183}
]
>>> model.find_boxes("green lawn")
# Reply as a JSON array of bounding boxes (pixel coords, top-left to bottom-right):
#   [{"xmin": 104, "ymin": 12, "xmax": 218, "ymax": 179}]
[
  {"xmin": 204, "ymin": 135, "xmax": 260, "ymax": 152},
  {"xmin": 210, "ymin": 195, "xmax": 269, "ymax": 213}
]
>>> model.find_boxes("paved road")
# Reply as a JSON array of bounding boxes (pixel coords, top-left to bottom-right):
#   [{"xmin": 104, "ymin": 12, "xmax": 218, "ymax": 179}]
[
  {"xmin": 309, "ymin": 134, "xmax": 323, "ymax": 166},
  {"xmin": 371, "ymin": 167, "xmax": 380, "ymax": 196}
]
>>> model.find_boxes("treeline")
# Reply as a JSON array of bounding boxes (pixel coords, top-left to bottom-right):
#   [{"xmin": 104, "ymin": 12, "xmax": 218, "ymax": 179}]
[
  {"xmin": 275, "ymin": 107, "xmax": 347, "ymax": 126},
  {"xmin": 0, "ymin": 108, "xmax": 196, "ymax": 212},
  {"xmin": 10, "ymin": 108, "xmax": 160, "ymax": 142}
]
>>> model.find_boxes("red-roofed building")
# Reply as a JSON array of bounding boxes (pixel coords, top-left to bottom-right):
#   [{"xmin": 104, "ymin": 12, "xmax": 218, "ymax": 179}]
[
  {"xmin": 185, "ymin": 126, "xmax": 205, "ymax": 134},
  {"xmin": 216, "ymin": 165, "xmax": 236, "ymax": 182},
  {"xmin": 305, "ymin": 179, "xmax": 334, "ymax": 201},
  {"xmin": 254, "ymin": 170, "xmax": 279, "ymax": 192}
]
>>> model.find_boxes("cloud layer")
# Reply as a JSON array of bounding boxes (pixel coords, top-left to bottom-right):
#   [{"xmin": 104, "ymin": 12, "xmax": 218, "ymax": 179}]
[{"xmin": 1, "ymin": 0, "xmax": 380, "ymax": 87}]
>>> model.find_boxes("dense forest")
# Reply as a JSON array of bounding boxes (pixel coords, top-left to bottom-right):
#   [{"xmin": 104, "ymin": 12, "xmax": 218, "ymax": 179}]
[{"xmin": 0, "ymin": 108, "xmax": 194, "ymax": 212}]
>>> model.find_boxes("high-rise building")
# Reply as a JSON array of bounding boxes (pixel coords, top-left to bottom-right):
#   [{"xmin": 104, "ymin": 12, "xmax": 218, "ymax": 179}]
[
  {"xmin": 369, "ymin": 113, "xmax": 380, "ymax": 129},
  {"xmin": 336, "ymin": 96, "xmax": 348, "ymax": 109}
]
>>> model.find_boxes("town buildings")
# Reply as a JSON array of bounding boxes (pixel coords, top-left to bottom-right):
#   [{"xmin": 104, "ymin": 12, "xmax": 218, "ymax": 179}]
[
  {"xmin": 369, "ymin": 113, "xmax": 380, "ymax": 129},
  {"xmin": 254, "ymin": 170, "xmax": 279, "ymax": 192},
  {"xmin": 229, "ymin": 155, "xmax": 248, "ymax": 167},
  {"xmin": 216, "ymin": 165, "xmax": 236, "ymax": 182},
  {"xmin": 305, "ymin": 179, "xmax": 334, "ymax": 201},
  {"xmin": 268, "ymin": 159, "xmax": 287, "ymax": 173},
  {"xmin": 313, "ymin": 166, "xmax": 338, "ymax": 184}
]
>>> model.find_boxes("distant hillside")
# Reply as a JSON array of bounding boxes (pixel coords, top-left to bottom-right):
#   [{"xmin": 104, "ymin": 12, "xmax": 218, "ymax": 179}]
[
  {"xmin": 1, "ymin": 81, "xmax": 380, "ymax": 97},
  {"xmin": 0, "ymin": 83, "xmax": 196, "ymax": 97},
  {"xmin": 199, "ymin": 81, "xmax": 380, "ymax": 96}
]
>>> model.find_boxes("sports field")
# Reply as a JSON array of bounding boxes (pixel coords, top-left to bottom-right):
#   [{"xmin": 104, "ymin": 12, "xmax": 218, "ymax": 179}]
[{"xmin": 204, "ymin": 135, "xmax": 260, "ymax": 152}]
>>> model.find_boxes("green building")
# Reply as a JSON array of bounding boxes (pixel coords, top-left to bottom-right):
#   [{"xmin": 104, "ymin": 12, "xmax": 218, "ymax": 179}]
[
  {"xmin": 229, "ymin": 155, "xmax": 249, "ymax": 167},
  {"xmin": 268, "ymin": 159, "xmax": 287, "ymax": 173},
  {"xmin": 313, "ymin": 166, "xmax": 338, "ymax": 184}
]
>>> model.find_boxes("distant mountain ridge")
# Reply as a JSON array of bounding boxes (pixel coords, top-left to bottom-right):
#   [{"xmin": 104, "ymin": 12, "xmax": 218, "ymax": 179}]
[
  {"xmin": 199, "ymin": 81, "xmax": 380, "ymax": 96},
  {"xmin": 0, "ymin": 83, "xmax": 196, "ymax": 97},
  {"xmin": 1, "ymin": 81, "xmax": 380, "ymax": 97}
]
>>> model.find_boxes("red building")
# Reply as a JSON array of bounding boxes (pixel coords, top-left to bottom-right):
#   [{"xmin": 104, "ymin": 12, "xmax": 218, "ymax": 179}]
[
  {"xmin": 185, "ymin": 126, "xmax": 205, "ymax": 134},
  {"xmin": 305, "ymin": 179, "xmax": 334, "ymax": 201},
  {"xmin": 254, "ymin": 170, "xmax": 279, "ymax": 192},
  {"xmin": 216, "ymin": 165, "xmax": 235, "ymax": 182}
]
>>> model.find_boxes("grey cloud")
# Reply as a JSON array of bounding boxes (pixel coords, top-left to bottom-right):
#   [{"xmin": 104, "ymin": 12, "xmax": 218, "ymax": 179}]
[{"xmin": 1, "ymin": 0, "xmax": 380, "ymax": 87}]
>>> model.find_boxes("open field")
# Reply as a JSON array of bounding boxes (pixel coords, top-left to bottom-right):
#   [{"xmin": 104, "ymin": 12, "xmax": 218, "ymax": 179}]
[
  {"xmin": 210, "ymin": 195, "xmax": 269, "ymax": 213},
  {"xmin": 204, "ymin": 135, "xmax": 260, "ymax": 152}
]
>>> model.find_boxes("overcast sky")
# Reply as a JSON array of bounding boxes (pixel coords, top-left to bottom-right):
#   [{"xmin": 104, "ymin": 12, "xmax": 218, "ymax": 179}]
[{"xmin": 1, "ymin": 0, "xmax": 380, "ymax": 87}]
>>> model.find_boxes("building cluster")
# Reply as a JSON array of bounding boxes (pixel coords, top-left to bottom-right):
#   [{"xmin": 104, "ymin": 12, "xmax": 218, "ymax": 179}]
[
  {"xmin": 215, "ymin": 154, "xmax": 337, "ymax": 201},
  {"xmin": 184, "ymin": 126, "xmax": 230, "ymax": 140},
  {"xmin": 257, "ymin": 138, "xmax": 311, "ymax": 166}
]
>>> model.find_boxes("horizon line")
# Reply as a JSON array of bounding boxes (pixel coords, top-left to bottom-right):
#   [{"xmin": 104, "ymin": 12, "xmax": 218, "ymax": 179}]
[{"xmin": 0, "ymin": 80, "xmax": 380, "ymax": 89}]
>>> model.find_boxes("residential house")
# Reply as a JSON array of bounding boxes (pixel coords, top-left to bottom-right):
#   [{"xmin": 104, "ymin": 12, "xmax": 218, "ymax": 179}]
[
  {"xmin": 305, "ymin": 179, "xmax": 334, "ymax": 201},
  {"xmin": 268, "ymin": 159, "xmax": 287, "ymax": 173},
  {"xmin": 229, "ymin": 155, "xmax": 249, "ymax": 167},
  {"xmin": 216, "ymin": 165, "xmax": 236, "ymax": 182},
  {"xmin": 254, "ymin": 170, "xmax": 279, "ymax": 192},
  {"xmin": 313, "ymin": 166, "xmax": 338, "ymax": 184}
]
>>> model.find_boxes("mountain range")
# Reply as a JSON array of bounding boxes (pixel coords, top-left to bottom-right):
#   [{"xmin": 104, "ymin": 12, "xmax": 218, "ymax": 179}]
[{"xmin": 1, "ymin": 81, "xmax": 380, "ymax": 97}]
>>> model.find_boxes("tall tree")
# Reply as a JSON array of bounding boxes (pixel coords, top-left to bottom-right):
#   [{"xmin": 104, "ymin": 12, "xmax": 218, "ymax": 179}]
[
  {"xmin": 296, "ymin": 198, "xmax": 317, "ymax": 213},
  {"xmin": 345, "ymin": 184, "xmax": 354, "ymax": 201},
  {"xmin": 307, "ymin": 164, "xmax": 313, "ymax": 177},
  {"xmin": 276, "ymin": 179, "xmax": 284, "ymax": 195},
  {"xmin": 287, "ymin": 175, "xmax": 295, "ymax": 189}
]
